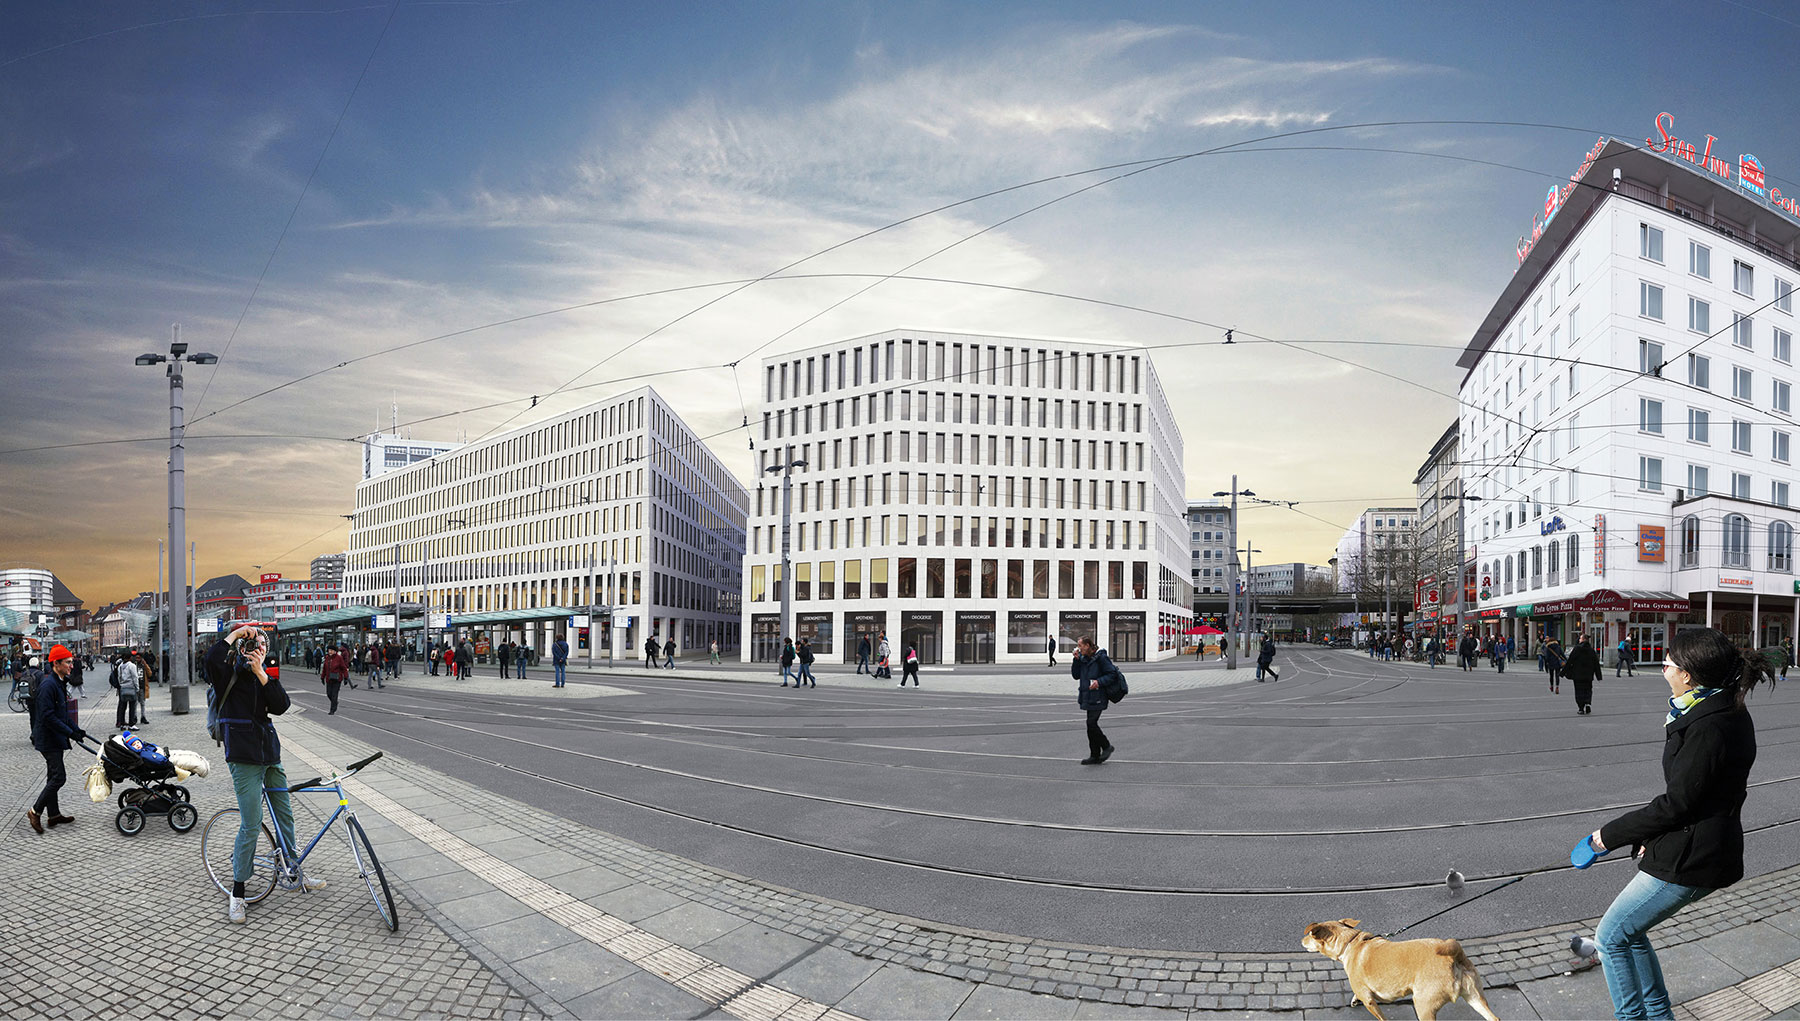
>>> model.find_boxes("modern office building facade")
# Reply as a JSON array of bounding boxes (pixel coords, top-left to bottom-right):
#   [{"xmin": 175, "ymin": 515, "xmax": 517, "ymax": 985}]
[
  {"xmin": 1458, "ymin": 117, "xmax": 1800, "ymax": 660},
  {"xmin": 741, "ymin": 329, "xmax": 1193, "ymax": 664},
  {"xmin": 1187, "ymin": 500, "xmax": 1234, "ymax": 596},
  {"xmin": 342, "ymin": 386, "xmax": 747, "ymax": 661},
  {"xmin": 0, "ymin": 567, "xmax": 55, "ymax": 615},
  {"xmin": 244, "ymin": 575, "xmax": 342, "ymax": 623}
]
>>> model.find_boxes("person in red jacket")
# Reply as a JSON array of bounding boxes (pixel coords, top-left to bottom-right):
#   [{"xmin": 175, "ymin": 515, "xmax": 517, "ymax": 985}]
[
  {"xmin": 319, "ymin": 644, "xmax": 349, "ymax": 715},
  {"xmin": 1584, "ymin": 628, "xmax": 1777, "ymax": 1020}
]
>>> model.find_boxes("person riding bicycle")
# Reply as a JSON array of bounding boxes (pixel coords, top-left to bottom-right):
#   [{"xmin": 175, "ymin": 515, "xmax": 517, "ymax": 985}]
[{"xmin": 216, "ymin": 624, "xmax": 324, "ymax": 923}]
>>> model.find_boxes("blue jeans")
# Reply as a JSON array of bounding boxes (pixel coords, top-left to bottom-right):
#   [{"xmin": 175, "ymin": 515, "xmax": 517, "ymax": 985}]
[
  {"xmin": 780, "ymin": 664, "xmax": 794, "ymax": 684},
  {"xmin": 798, "ymin": 663, "xmax": 815, "ymax": 685},
  {"xmin": 553, "ymin": 662, "xmax": 566, "ymax": 686},
  {"xmin": 228, "ymin": 761, "xmax": 296, "ymax": 885},
  {"xmin": 1596, "ymin": 871, "xmax": 1715, "ymax": 1020}
]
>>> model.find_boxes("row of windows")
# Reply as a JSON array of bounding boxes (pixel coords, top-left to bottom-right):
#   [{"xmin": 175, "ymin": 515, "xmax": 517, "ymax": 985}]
[
  {"xmin": 766, "ymin": 340, "xmax": 1143, "ymax": 403},
  {"xmin": 1678, "ymin": 514, "xmax": 1796, "ymax": 571},
  {"xmin": 764, "ymin": 391, "xmax": 1144, "ymax": 440},
  {"xmin": 1638, "ymin": 399, "xmax": 1796, "ymax": 459},
  {"xmin": 754, "ymin": 472, "xmax": 1149, "ymax": 517},
  {"xmin": 1637, "ymin": 285, "xmax": 1794, "ymax": 361},
  {"xmin": 1641, "ymin": 223, "xmax": 1794, "ymax": 310},
  {"xmin": 749, "ymin": 557, "xmax": 1153, "ymax": 602},
  {"xmin": 750, "ymin": 514, "xmax": 1152, "ymax": 555},
  {"xmin": 1639, "ymin": 456, "xmax": 1792, "ymax": 506},
  {"xmin": 758, "ymin": 433, "xmax": 1144, "ymax": 478},
  {"xmin": 1485, "ymin": 534, "xmax": 1582, "ymax": 597}
]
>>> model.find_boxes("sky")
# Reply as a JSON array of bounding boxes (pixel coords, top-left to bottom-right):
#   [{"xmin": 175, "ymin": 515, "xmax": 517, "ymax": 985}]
[{"xmin": 5, "ymin": 0, "xmax": 1800, "ymax": 609}]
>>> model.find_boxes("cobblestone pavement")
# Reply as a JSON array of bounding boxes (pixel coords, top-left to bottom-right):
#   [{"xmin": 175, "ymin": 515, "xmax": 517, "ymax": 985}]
[{"xmin": 9, "ymin": 681, "xmax": 1800, "ymax": 1019}]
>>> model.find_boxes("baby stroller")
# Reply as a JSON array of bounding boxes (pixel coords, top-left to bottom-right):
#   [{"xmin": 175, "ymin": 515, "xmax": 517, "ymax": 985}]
[{"xmin": 87, "ymin": 730, "xmax": 206, "ymax": 836}]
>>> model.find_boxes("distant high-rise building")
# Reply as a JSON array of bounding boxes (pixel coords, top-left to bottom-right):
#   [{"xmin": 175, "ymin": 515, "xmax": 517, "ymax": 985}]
[{"xmin": 310, "ymin": 552, "xmax": 346, "ymax": 585}]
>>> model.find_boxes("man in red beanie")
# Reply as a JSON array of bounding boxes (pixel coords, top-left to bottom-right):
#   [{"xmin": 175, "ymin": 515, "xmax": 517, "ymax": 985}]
[{"xmin": 28, "ymin": 645, "xmax": 88, "ymax": 834}]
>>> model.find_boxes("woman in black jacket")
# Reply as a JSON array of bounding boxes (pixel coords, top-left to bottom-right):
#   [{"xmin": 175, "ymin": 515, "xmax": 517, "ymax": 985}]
[
  {"xmin": 1562, "ymin": 636, "xmax": 1602, "ymax": 714},
  {"xmin": 1585, "ymin": 627, "xmax": 1775, "ymax": 1020},
  {"xmin": 1071, "ymin": 637, "xmax": 1117, "ymax": 765}
]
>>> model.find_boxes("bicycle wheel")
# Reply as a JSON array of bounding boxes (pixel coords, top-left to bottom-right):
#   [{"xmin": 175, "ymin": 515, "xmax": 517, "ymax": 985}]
[
  {"xmin": 345, "ymin": 816, "xmax": 398, "ymax": 931},
  {"xmin": 200, "ymin": 808, "xmax": 279, "ymax": 904},
  {"xmin": 6, "ymin": 690, "xmax": 22, "ymax": 713}
]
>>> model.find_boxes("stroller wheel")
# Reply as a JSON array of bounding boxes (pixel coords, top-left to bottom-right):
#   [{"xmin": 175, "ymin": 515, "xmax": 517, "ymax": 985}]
[
  {"xmin": 173, "ymin": 786, "xmax": 192, "ymax": 803},
  {"xmin": 119, "ymin": 788, "xmax": 146, "ymax": 809},
  {"xmin": 168, "ymin": 803, "xmax": 198, "ymax": 833},
  {"xmin": 116, "ymin": 806, "xmax": 146, "ymax": 837}
]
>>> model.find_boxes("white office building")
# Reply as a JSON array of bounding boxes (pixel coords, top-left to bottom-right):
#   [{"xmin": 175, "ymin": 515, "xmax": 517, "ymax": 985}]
[
  {"xmin": 1187, "ymin": 500, "xmax": 1234, "ymax": 596},
  {"xmin": 742, "ymin": 328, "xmax": 1193, "ymax": 664},
  {"xmin": 344, "ymin": 386, "xmax": 747, "ymax": 661},
  {"xmin": 1333, "ymin": 507, "xmax": 1418, "ymax": 630},
  {"xmin": 244, "ymin": 575, "xmax": 342, "ymax": 623},
  {"xmin": 0, "ymin": 567, "xmax": 55, "ymax": 615},
  {"xmin": 1458, "ymin": 117, "xmax": 1800, "ymax": 660}
]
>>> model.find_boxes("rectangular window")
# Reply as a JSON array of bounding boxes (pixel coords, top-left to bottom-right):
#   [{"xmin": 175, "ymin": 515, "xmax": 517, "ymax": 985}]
[
  {"xmin": 1778, "ymin": 380, "xmax": 1793, "ymax": 416},
  {"xmin": 1690, "ymin": 241, "xmax": 1711, "ymax": 279},
  {"xmin": 1777, "ymin": 482, "xmax": 1792, "ymax": 508},
  {"xmin": 1733, "ymin": 472, "xmax": 1752, "ymax": 499},
  {"xmin": 1641, "ymin": 339, "xmax": 1664, "ymax": 374},
  {"xmin": 1777, "ymin": 329, "xmax": 1793, "ymax": 365},
  {"xmin": 1778, "ymin": 278, "xmax": 1793, "ymax": 315},
  {"xmin": 1639, "ymin": 398, "xmax": 1663, "ymax": 434},
  {"xmin": 1735, "ymin": 259, "xmax": 1754, "ymax": 297},
  {"xmin": 1082, "ymin": 561, "xmax": 1100, "ymax": 600},
  {"xmin": 1734, "ymin": 313, "xmax": 1754, "ymax": 349},
  {"xmin": 1640, "ymin": 282, "xmax": 1663, "ymax": 321},
  {"xmin": 1639, "ymin": 456, "xmax": 1663, "ymax": 492},
  {"xmin": 1687, "ymin": 464, "xmax": 1709, "ymax": 497},
  {"xmin": 1058, "ymin": 559, "xmax": 1075, "ymax": 599},
  {"xmin": 1689, "ymin": 353, "xmax": 1710, "ymax": 389},
  {"xmin": 1734, "ymin": 366, "xmax": 1754, "ymax": 403},
  {"xmin": 1777, "ymin": 431, "xmax": 1792, "ymax": 464},
  {"xmin": 869, "ymin": 558, "xmax": 888, "ymax": 598},
  {"xmin": 1689, "ymin": 297, "xmax": 1711, "ymax": 335},
  {"xmin": 1640, "ymin": 223, "xmax": 1663, "ymax": 262},
  {"xmin": 1688, "ymin": 408, "xmax": 1710, "ymax": 443},
  {"xmin": 1734, "ymin": 419, "xmax": 1753, "ymax": 454}
]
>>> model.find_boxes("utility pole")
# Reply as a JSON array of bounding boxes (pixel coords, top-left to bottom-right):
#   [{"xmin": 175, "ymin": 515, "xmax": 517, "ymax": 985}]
[
  {"xmin": 135, "ymin": 325, "xmax": 216, "ymax": 714},
  {"xmin": 765, "ymin": 457, "xmax": 808, "ymax": 651},
  {"xmin": 1213, "ymin": 477, "xmax": 1254, "ymax": 670},
  {"xmin": 156, "ymin": 539, "xmax": 164, "ymax": 658},
  {"xmin": 392, "ymin": 541, "xmax": 402, "ymax": 654}
]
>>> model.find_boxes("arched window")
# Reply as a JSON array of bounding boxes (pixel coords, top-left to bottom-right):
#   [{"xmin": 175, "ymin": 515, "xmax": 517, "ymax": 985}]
[
  {"xmin": 1770, "ymin": 522, "xmax": 1794, "ymax": 573},
  {"xmin": 1531, "ymin": 546, "xmax": 1543, "ymax": 588},
  {"xmin": 1566, "ymin": 534, "xmax": 1581, "ymax": 582},
  {"xmin": 1504, "ymin": 557, "xmax": 1514, "ymax": 594},
  {"xmin": 1681, "ymin": 515, "xmax": 1702, "ymax": 568},
  {"xmin": 1548, "ymin": 540, "xmax": 1561, "ymax": 585},
  {"xmin": 1724, "ymin": 514, "xmax": 1751, "ymax": 568}
]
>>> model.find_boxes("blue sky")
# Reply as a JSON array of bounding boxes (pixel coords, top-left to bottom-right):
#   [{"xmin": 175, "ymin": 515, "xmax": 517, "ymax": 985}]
[{"xmin": 5, "ymin": 0, "xmax": 1799, "ymax": 604}]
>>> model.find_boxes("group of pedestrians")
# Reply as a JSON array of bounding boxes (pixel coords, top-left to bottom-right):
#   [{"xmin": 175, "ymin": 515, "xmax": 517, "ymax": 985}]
[
  {"xmin": 641, "ymin": 634, "xmax": 677, "ymax": 669},
  {"xmin": 853, "ymin": 633, "xmax": 896, "ymax": 678}
]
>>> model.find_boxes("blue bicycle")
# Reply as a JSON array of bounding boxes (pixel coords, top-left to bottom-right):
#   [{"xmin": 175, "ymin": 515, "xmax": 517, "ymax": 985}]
[{"xmin": 199, "ymin": 751, "xmax": 397, "ymax": 931}]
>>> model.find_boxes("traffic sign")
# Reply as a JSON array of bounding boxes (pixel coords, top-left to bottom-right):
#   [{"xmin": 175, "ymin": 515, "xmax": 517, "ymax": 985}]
[
  {"xmin": 374, "ymin": 614, "xmax": 396, "ymax": 629},
  {"xmin": 429, "ymin": 614, "xmax": 451, "ymax": 629},
  {"xmin": 570, "ymin": 614, "xmax": 590, "ymax": 628}
]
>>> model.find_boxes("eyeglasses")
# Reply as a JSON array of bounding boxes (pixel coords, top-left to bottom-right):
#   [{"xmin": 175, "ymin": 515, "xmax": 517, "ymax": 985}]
[{"xmin": 1662, "ymin": 659, "xmax": 1681, "ymax": 670}]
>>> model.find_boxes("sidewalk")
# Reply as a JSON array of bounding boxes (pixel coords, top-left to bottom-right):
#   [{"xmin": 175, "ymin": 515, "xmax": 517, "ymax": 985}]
[{"xmin": 7, "ymin": 686, "xmax": 1800, "ymax": 1019}]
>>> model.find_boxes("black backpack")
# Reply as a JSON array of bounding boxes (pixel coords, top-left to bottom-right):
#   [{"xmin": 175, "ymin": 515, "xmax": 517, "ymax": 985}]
[{"xmin": 1104, "ymin": 665, "xmax": 1129, "ymax": 703}]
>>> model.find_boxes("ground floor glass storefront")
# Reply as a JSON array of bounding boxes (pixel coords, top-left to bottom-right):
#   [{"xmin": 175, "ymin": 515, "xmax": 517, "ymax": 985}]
[{"xmin": 744, "ymin": 606, "xmax": 1169, "ymax": 663}]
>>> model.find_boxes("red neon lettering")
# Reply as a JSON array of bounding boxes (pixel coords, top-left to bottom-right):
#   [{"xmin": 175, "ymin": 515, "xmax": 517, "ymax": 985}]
[
  {"xmin": 1701, "ymin": 134, "xmax": 1717, "ymax": 164},
  {"xmin": 1649, "ymin": 112, "xmax": 1676, "ymax": 152}
]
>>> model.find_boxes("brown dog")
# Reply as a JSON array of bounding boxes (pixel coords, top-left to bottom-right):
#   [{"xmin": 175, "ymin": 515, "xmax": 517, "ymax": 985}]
[{"xmin": 1301, "ymin": 918, "xmax": 1500, "ymax": 1021}]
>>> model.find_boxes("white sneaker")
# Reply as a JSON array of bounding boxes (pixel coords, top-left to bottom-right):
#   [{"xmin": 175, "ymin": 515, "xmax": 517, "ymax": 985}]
[
  {"xmin": 227, "ymin": 896, "xmax": 246, "ymax": 923},
  {"xmin": 301, "ymin": 875, "xmax": 328, "ymax": 892}
]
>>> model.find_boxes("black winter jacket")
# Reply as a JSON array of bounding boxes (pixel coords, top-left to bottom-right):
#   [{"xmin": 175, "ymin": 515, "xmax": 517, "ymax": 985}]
[
  {"xmin": 32, "ymin": 671, "xmax": 80, "ymax": 752},
  {"xmin": 1600, "ymin": 693, "xmax": 1756, "ymax": 889},
  {"xmin": 214, "ymin": 655, "xmax": 291, "ymax": 766},
  {"xmin": 1562, "ymin": 644, "xmax": 1602, "ymax": 683},
  {"xmin": 1072, "ymin": 650, "xmax": 1118, "ymax": 711}
]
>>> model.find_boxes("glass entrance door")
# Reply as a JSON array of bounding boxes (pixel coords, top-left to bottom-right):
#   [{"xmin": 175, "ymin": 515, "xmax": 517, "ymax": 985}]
[{"xmin": 1628, "ymin": 623, "xmax": 1665, "ymax": 666}]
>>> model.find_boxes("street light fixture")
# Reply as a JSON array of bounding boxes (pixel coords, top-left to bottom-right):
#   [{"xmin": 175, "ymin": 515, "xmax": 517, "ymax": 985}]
[
  {"xmin": 135, "ymin": 324, "xmax": 219, "ymax": 715},
  {"xmin": 765, "ymin": 458, "xmax": 808, "ymax": 654},
  {"xmin": 1213, "ymin": 479, "xmax": 1254, "ymax": 670}
]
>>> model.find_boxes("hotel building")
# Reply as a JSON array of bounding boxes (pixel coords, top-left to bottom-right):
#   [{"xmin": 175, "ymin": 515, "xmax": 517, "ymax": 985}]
[
  {"xmin": 1458, "ymin": 115, "xmax": 1800, "ymax": 660},
  {"xmin": 742, "ymin": 328, "xmax": 1192, "ymax": 664},
  {"xmin": 343, "ymin": 386, "xmax": 747, "ymax": 660}
]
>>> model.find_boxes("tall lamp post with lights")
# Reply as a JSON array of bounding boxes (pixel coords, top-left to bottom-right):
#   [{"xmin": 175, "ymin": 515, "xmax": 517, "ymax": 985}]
[
  {"xmin": 765, "ymin": 457, "xmax": 808, "ymax": 653},
  {"xmin": 1213, "ymin": 478, "xmax": 1253, "ymax": 670},
  {"xmin": 136, "ymin": 325, "xmax": 217, "ymax": 714}
]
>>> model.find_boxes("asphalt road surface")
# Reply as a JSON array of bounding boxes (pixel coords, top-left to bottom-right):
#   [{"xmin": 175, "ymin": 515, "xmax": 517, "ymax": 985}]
[{"xmin": 292, "ymin": 648, "xmax": 1800, "ymax": 952}]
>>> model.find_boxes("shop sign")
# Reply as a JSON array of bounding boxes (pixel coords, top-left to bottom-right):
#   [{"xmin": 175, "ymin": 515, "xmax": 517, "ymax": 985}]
[
  {"xmin": 1647, "ymin": 112, "xmax": 1800, "ymax": 221},
  {"xmin": 1540, "ymin": 516, "xmax": 1567, "ymax": 536},
  {"xmin": 1515, "ymin": 604, "xmax": 1534, "ymax": 618},
  {"xmin": 1595, "ymin": 514, "xmax": 1607, "ymax": 576},
  {"xmin": 1720, "ymin": 576, "xmax": 1754, "ymax": 588},
  {"xmin": 1517, "ymin": 136, "xmax": 1607, "ymax": 264},
  {"xmin": 1638, "ymin": 525, "xmax": 1666, "ymax": 563},
  {"xmin": 1477, "ymin": 607, "xmax": 1506, "ymax": 619}
]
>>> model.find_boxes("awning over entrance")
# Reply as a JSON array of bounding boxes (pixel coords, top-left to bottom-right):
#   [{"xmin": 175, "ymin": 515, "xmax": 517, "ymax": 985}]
[
  {"xmin": 0, "ymin": 608, "xmax": 25, "ymax": 636},
  {"xmin": 274, "ymin": 605, "xmax": 391, "ymax": 634},
  {"xmin": 445, "ymin": 606, "xmax": 584, "ymax": 627},
  {"xmin": 1514, "ymin": 589, "xmax": 1690, "ymax": 617}
]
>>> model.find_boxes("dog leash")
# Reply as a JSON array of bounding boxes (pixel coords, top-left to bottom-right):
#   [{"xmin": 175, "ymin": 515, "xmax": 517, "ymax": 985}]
[{"xmin": 1376, "ymin": 865, "xmax": 1561, "ymax": 939}]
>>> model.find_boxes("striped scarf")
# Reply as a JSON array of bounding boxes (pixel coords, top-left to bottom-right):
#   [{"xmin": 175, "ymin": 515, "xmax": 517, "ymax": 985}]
[{"xmin": 1667, "ymin": 686, "xmax": 1723, "ymax": 725}]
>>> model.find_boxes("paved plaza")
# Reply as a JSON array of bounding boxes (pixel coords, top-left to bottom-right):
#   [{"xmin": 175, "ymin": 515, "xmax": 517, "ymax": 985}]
[{"xmin": 7, "ymin": 648, "xmax": 1800, "ymax": 1019}]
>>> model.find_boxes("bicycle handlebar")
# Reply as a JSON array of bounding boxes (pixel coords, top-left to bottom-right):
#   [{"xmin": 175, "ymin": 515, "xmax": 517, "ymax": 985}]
[
  {"xmin": 286, "ymin": 751, "xmax": 383, "ymax": 792},
  {"xmin": 346, "ymin": 751, "xmax": 383, "ymax": 773}
]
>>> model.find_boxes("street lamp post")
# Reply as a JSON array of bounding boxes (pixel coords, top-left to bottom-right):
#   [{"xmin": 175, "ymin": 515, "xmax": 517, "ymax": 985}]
[
  {"xmin": 136, "ymin": 325, "xmax": 217, "ymax": 714},
  {"xmin": 765, "ymin": 458, "xmax": 808, "ymax": 654},
  {"xmin": 1212, "ymin": 478, "xmax": 1254, "ymax": 670}
]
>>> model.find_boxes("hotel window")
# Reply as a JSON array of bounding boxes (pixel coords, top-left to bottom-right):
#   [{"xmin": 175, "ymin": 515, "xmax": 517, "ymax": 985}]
[
  {"xmin": 1733, "ymin": 313, "xmax": 1754, "ymax": 349},
  {"xmin": 1640, "ymin": 338, "xmax": 1663, "ymax": 374},
  {"xmin": 1778, "ymin": 278, "xmax": 1793, "ymax": 315},
  {"xmin": 1689, "ymin": 354, "xmax": 1710, "ymax": 389},
  {"xmin": 1639, "ymin": 456, "xmax": 1663, "ymax": 492},
  {"xmin": 1686, "ymin": 465, "xmax": 1709, "ymax": 497},
  {"xmin": 1640, "ymin": 223, "xmax": 1663, "ymax": 262},
  {"xmin": 1776, "ymin": 484, "xmax": 1793, "ymax": 511},
  {"xmin": 1777, "ymin": 431, "xmax": 1792, "ymax": 464},
  {"xmin": 1734, "ymin": 367, "xmax": 1754, "ymax": 404},
  {"xmin": 1732, "ymin": 473, "xmax": 1752, "ymax": 499},
  {"xmin": 1735, "ymin": 260, "xmax": 1755, "ymax": 297},
  {"xmin": 1772, "ymin": 522, "xmax": 1794, "ymax": 570},
  {"xmin": 1681, "ymin": 515, "xmax": 1702, "ymax": 568},
  {"xmin": 1566, "ymin": 534, "xmax": 1581, "ymax": 583},
  {"xmin": 1638, "ymin": 398, "xmax": 1663, "ymax": 434},
  {"xmin": 1568, "ymin": 363, "xmax": 1579, "ymax": 395},
  {"xmin": 1690, "ymin": 241, "xmax": 1711, "ymax": 279},
  {"xmin": 1640, "ymin": 282, "xmax": 1663, "ymax": 321},
  {"xmin": 1778, "ymin": 329, "xmax": 1794, "ymax": 365},
  {"xmin": 1777, "ymin": 380, "xmax": 1792, "ymax": 416},
  {"xmin": 1724, "ymin": 514, "xmax": 1751, "ymax": 567},
  {"xmin": 1688, "ymin": 408, "xmax": 1710, "ymax": 443},
  {"xmin": 1689, "ymin": 297, "xmax": 1711, "ymax": 335}
]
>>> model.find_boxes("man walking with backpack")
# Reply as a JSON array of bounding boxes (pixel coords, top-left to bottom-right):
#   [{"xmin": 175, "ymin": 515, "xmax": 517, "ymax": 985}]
[
  {"xmin": 551, "ymin": 633, "xmax": 569, "ymax": 688},
  {"xmin": 1071, "ymin": 636, "xmax": 1119, "ymax": 765},
  {"xmin": 795, "ymin": 638, "xmax": 817, "ymax": 687}
]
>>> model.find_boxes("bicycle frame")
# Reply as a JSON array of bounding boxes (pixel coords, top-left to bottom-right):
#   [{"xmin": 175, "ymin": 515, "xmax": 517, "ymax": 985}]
[{"xmin": 258, "ymin": 751, "xmax": 383, "ymax": 871}]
